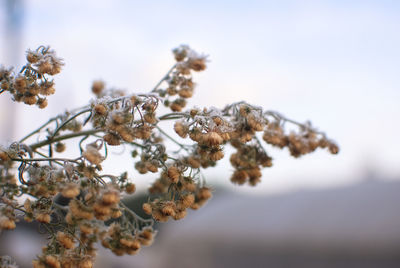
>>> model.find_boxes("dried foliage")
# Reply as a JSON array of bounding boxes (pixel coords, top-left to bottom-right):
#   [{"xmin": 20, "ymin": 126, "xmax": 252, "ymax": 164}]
[{"xmin": 0, "ymin": 45, "xmax": 338, "ymax": 267}]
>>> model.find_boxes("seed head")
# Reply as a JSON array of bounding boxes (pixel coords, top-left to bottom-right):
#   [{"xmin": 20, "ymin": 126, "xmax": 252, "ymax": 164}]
[
  {"xmin": 61, "ymin": 183, "xmax": 80, "ymax": 198},
  {"xmin": 201, "ymin": 132, "xmax": 223, "ymax": 147},
  {"xmin": 187, "ymin": 56, "xmax": 207, "ymax": 72},
  {"xmin": 44, "ymin": 255, "xmax": 61, "ymax": 268},
  {"xmin": 78, "ymin": 259, "xmax": 93, "ymax": 268},
  {"xmin": 26, "ymin": 50, "xmax": 41, "ymax": 63},
  {"xmin": 173, "ymin": 209, "xmax": 187, "ymax": 220},
  {"xmin": 174, "ymin": 121, "xmax": 189, "ymax": 138},
  {"xmin": 83, "ymin": 144, "xmax": 104, "ymax": 165},
  {"xmin": 167, "ymin": 166, "xmax": 180, "ymax": 183},
  {"xmin": 125, "ymin": 183, "xmax": 136, "ymax": 194},
  {"xmin": 142, "ymin": 203, "xmax": 152, "ymax": 215},
  {"xmin": 0, "ymin": 151, "xmax": 10, "ymax": 162},
  {"xmin": 186, "ymin": 156, "xmax": 201, "ymax": 168},
  {"xmin": 36, "ymin": 213, "xmax": 51, "ymax": 223},
  {"xmin": 198, "ymin": 187, "xmax": 212, "ymax": 200},
  {"xmin": 101, "ymin": 190, "xmax": 120, "ymax": 205},
  {"xmin": 55, "ymin": 142, "xmax": 66, "ymax": 153},
  {"xmin": 103, "ymin": 133, "xmax": 121, "ymax": 146},
  {"xmin": 36, "ymin": 98, "xmax": 48, "ymax": 109},
  {"xmin": 328, "ymin": 142, "xmax": 339, "ymax": 154},
  {"xmin": 94, "ymin": 104, "xmax": 107, "ymax": 115},
  {"xmin": 92, "ymin": 80, "xmax": 105, "ymax": 95},
  {"xmin": 161, "ymin": 201, "xmax": 176, "ymax": 217},
  {"xmin": 23, "ymin": 95, "xmax": 38, "ymax": 105},
  {"xmin": 57, "ymin": 231, "xmax": 75, "ymax": 249},
  {"xmin": 180, "ymin": 194, "xmax": 195, "ymax": 208}
]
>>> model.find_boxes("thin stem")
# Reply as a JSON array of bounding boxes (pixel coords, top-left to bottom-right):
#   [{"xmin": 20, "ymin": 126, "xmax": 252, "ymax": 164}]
[
  {"xmin": 120, "ymin": 202, "xmax": 153, "ymax": 225},
  {"xmin": 151, "ymin": 64, "xmax": 177, "ymax": 92},
  {"xmin": 19, "ymin": 117, "xmax": 58, "ymax": 143},
  {"xmin": 52, "ymin": 108, "xmax": 91, "ymax": 137},
  {"xmin": 158, "ymin": 112, "xmax": 190, "ymax": 121},
  {"xmin": 29, "ymin": 129, "xmax": 103, "ymax": 150},
  {"xmin": 12, "ymin": 157, "xmax": 81, "ymax": 163},
  {"xmin": 34, "ymin": 150, "xmax": 64, "ymax": 166},
  {"xmin": 128, "ymin": 141, "xmax": 147, "ymax": 149},
  {"xmin": 155, "ymin": 125, "xmax": 191, "ymax": 151},
  {"xmin": 264, "ymin": 110, "xmax": 326, "ymax": 136}
]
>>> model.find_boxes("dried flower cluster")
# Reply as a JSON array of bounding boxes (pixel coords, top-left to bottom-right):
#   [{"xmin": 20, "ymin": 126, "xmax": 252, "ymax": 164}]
[
  {"xmin": 0, "ymin": 45, "xmax": 338, "ymax": 267},
  {"xmin": 0, "ymin": 46, "xmax": 63, "ymax": 108}
]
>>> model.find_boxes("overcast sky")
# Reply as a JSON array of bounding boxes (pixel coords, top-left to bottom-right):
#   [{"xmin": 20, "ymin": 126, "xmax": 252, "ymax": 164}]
[{"xmin": 1, "ymin": 0, "xmax": 399, "ymax": 194}]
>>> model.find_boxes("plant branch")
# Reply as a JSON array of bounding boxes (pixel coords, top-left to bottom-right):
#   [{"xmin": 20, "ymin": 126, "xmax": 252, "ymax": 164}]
[
  {"xmin": 155, "ymin": 125, "xmax": 191, "ymax": 151},
  {"xmin": 19, "ymin": 117, "xmax": 58, "ymax": 143},
  {"xmin": 12, "ymin": 157, "xmax": 81, "ymax": 163},
  {"xmin": 151, "ymin": 63, "xmax": 177, "ymax": 92},
  {"xmin": 52, "ymin": 108, "xmax": 91, "ymax": 137},
  {"xmin": 29, "ymin": 129, "xmax": 103, "ymax": 150}
]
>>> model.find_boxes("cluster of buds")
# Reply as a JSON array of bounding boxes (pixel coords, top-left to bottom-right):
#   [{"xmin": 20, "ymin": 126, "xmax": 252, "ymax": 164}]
[
  {"xmin": 263, "ymin": 121, "xmax": 339, "ymax": 157},
  {"xmin": 229, "ymin": 105, "xmax": 267, "ymax": 143},
  {"xmin": 33, "ymin": 253, "xmax": 93, "ymax": 268},
  {"xmin": 143, "ymin": 187, "xmax": 212, "ymax": 221},
  {"xmin": 23, "ymin": 198, "xmax": 53, "ymax": 224},
  {"xmin": 67, "ymin": 187, "xmax": 121, "ymax": 224},
  {"xmin": 145, "ymin": 164, "xmax": 212, "ymax": 222},
  {"xmin": 155, "ymin": 45, "xmax": 207, "ymax": 112},
  {"xmin": 174, "ymin": 116, "xmax": 230, "ymax": 165},
  {"xmin": 25, "ymin": 164, "xmax": 65, "ymax": 198},
  {"xmin": 92, "ymin": 95, "xmax": 158, "ymax": 146},
  {"xmin": 82, "ymin": 142, "xmax": 105, "ymax": 166},
  {"xmin": 101, "ymin": 224, "xmax": 155, "ymax": 256},
  {"xmin": 134, "ymin": 153, "xmax": 160, "ymax": 174},
  {"xmin": 230, "ymin": 141, "xmax": 272, "ymax": 186},
  {"xmin": 32, "ymin": 214, "xmax": 97, "ymax": 267},
  {"xmin": 92, "ymin": 188, "xmax": 121, "ymax": 220},
  {"xmin": 0, "ymin": 46, "xmax": 63, "ymax": 108},
  {"xmin": 56, "ymin": 231, "xmax": 75, "ymax": 249}
]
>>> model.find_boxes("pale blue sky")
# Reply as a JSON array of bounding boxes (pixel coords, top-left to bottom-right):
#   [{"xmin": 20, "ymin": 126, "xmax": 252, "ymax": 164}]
[{"xmin": 1, "ymin": 0, "xmax": 399, "ymax": 193}]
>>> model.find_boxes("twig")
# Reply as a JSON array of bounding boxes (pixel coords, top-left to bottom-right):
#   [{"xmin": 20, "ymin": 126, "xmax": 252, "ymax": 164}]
[
  {"xmin": 12, "ymin": 157, "xmax": 81, "ymax": 164},
  {"xmin": 19, "ymin": 117, "xmax": 58, "ymax": 143},
  {"xmin": 155, "ymin": 125, "xmax": 191, "ymax": 151},
  {"xmin": 29, "ymin": 129, "xmax": 103, "ymax": 150},
  {"xmin": 151, "ymin": 63, "xmax": 177, "ymax": 92},
  {"xmin": 52, "ymin": 108, "xmax": 91, "ymax": 137}
]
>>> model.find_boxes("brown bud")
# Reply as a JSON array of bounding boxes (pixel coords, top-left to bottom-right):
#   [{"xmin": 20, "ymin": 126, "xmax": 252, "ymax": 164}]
[
  {"xmin": 57, "ymin": 231, "xmax": 75, "ymax": 249},
  {"xmin": 142, "ymin": 203, "xmax": 152, "ymax": 215},
  {"xmin": 201, "ymin": 132, "xmax": 223, "ymax": 147},
  {"xmin": 36, "ymin": 213, "xmax": 51, "ymax": 223},
  {"xmin": 174, "ymin": 121, "xmax": 189, "ymax": 138},
  {"xmin": 94, "ymin": 104, "xmax": 107, "ymax": 115},
  {"xmin": 125, "ymin": 183, "xmax": 136, "ymax": 194},
  {"xmin": 167, "ymin": 166, "xmax": 180, "ymax": 183},
  {"xmin": 61, "ymin": 183, "xmax": 80, "ymax": 198},
  {"xmin": 55, "ymin": 142, "xmax": 66, "ymax": 153},
  {"xmin": 92, "ymin": 80, "xmax": 105, "ymax": 95},
  {"xmin": 103, "ymin": 133, "xmax": 121, "ymax": 146},
  {"xmin": 37, "ymin": 98, "xmax": 48, "ymax": 109}
]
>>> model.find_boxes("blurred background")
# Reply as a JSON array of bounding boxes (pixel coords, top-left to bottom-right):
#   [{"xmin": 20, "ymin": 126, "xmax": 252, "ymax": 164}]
[{"xmin": 0, "ymin": 0, "xmax": 399, "ymax": 267}]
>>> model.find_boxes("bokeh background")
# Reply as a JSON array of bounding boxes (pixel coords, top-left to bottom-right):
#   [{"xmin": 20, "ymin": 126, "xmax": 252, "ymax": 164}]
[{"xmin": 0, "ymin": 0, "xmax": 399, "ymax": 267}]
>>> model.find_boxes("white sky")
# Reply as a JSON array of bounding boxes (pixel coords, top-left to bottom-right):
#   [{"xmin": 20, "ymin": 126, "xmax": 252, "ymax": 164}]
[{"xmin": 1, "ymin": 0, "xmax": 399, "ymax": 194}]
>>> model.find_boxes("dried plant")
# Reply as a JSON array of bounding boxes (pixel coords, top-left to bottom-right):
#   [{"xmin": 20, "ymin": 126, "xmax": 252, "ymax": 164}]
[{"xmin": 0, "ymin": 45, "xmax": 338, "ymax": 267}]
